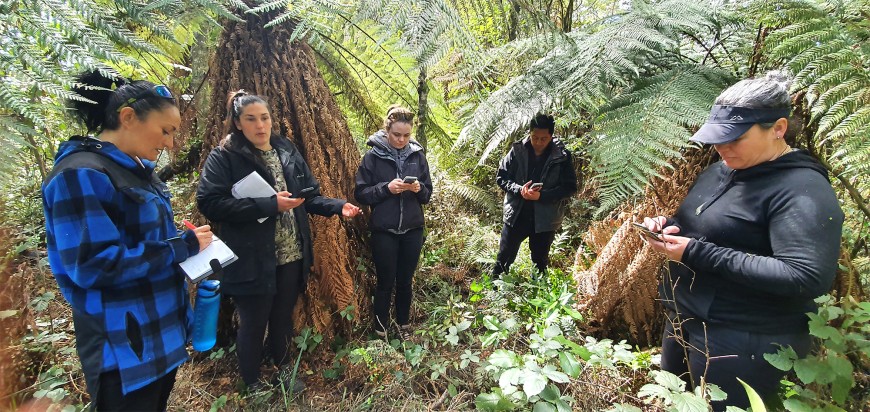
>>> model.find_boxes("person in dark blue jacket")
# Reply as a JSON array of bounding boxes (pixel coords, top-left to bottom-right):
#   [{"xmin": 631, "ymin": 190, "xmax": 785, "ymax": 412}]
[
  {"xmin": 354, "ymin": 106, "xmax": 432, "ymax": 338},
  {"xmin": 197, "ymin": 91, "xmax": 361, "ymax": 391},
  {"xmin": 494, "ymin": 114, "xmax": 577, "ymax": 277},
  {"xmin": 641, "ymin": 71, "xmax": 844, "ymax": 411},
  {"xmin": 42, "ymin": 71, "xmax": 212, "ymax": 411}
]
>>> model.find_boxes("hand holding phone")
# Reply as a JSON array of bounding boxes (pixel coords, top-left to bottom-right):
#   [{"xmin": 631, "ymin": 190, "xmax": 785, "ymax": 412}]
[
  {"xmin": 530, "ymin": 182, "xmax": 543, "ymax": 190},
  {"xmin": 403, "ymin": 176, "xmax": 418, "ymax": 184},
  {"xmin": 632, "ymin": 222, "xmax": 663, "ymax": 241}
]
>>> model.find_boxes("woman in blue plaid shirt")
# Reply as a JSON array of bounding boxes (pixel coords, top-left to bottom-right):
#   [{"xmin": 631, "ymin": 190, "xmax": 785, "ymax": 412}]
[{"xmin": 42, "ymin": 71, "xmax": 213, "ymax": 411}]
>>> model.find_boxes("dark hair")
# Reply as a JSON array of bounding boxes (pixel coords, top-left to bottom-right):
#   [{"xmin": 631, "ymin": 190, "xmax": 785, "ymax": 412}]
[
  {"xmin": 715, "ymin": 70, "xmax": 793, "ymax": 129},
  {"xmin": 67, "ymin": 70, "xmax": 177, "ymax": 133},
  {"xmin": 529, "ymin": 114, "xmax": 555, "ymax": 135},
  {"xmin": 223, "ymin": 90, "xmax": 271, "ymax": 153},
  {"xmin": 383, "ymin": 105, "xmax": 414, "ymax": 131},
  {"xmin": 224, "ymin": 90, "xmax": 270, "ymax": 136}
]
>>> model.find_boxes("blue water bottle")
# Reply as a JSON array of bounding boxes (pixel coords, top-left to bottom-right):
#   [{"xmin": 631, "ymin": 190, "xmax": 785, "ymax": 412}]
[{"xmin": 192, "ymin": 278, "xmax": 221, "ymax": 352}]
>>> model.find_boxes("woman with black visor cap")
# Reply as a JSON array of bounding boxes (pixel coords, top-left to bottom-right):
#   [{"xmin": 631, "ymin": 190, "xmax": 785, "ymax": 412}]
[{"xmin": 640, "ymin": 71, "xmax": 843, "ymax": 410}]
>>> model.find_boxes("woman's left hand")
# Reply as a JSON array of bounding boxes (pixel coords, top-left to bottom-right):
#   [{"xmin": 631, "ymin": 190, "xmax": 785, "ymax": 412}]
[
  {"xmin": 342, "ymin": 202, "xmax": 362, "ymax": 218},
  {"xmin": 408, "ymin": 181, "xmax": 421, "ymax": 193},
  {"xmin": 643, "ymin": 231, "xmax": 690, "ymax": 262}
]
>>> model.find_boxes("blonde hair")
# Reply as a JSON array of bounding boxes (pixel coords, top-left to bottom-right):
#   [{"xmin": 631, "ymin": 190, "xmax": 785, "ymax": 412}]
[{"xmin": 383, "ymin": 105, "xmax": 414, "ymax": 131}]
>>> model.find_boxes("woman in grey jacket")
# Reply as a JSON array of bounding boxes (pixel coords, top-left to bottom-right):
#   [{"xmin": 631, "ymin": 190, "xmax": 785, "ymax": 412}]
[
  {"xmin": 642, "ymin": 72, "xmax": 844, "ymax": 411},
  {"xmin": 354, "ymin": 106, "xmax": 432, "ymax": 338}
]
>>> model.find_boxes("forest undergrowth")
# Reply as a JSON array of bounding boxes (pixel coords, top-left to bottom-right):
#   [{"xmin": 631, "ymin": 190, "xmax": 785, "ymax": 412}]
[{"xmin": 1, "ymin": 187, "xmax": 868, "ymax": 412}]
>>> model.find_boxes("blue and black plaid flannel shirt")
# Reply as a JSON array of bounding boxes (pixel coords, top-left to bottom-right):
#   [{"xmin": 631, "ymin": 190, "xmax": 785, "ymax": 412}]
[{"xmin": 43, "ymin": 138, "xmax": 197, "ymax": 395}]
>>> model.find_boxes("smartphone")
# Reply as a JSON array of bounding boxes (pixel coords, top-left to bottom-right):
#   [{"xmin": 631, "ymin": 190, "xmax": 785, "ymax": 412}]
[
  {"xmin": 631, "ymin": 222, "xmax": 663, "ymax": 241},
  {"xmin": 530, "ymin": 182, "xmax": 543, "ymax": 190},
  {"xmin": 403, "ymin": 176, "xmax": 418, "ymax": 184},
  {"xmin": 297, "ymin": 187, "xmax": 315, "ymax": 196}
]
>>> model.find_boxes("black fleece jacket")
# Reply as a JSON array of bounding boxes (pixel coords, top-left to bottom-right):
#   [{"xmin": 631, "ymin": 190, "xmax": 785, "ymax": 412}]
[{"xmin": 661, "ymin": 149, "xmax": 844, "ymax": 333}]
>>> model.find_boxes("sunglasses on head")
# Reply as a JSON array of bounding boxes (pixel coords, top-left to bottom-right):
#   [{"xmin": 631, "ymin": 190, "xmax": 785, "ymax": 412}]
[{"xmin": 116, "ymin": 85, "xmax": 175, "ymax": 112}]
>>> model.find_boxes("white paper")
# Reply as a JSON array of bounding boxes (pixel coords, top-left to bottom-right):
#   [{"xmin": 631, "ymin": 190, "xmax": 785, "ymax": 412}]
[
  {"xmin": 231, "ymin": 171, "xmax": 276, "ymax": 223},
  {"xmin": 179, "ymin": 236, "xmax": 238, "ymax": 283}
]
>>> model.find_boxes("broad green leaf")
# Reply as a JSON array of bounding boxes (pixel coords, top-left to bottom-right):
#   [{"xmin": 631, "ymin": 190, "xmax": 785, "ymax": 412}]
[
  {"xmin": 707, "ymin": 383, "xmax": 727, "ymax": 402},
  {"xmin": 543, "ymin": 324, "xmax": 561, "ymax": 339},
  {"xmin": 827, "ymin": 354, "xmax": 853, "ymax": 377},
  {"xmin": 736, "ymin": 378, "xmax": 766, "ymax": 412},
  {"xmin": 499, "ymin": 368, "xmax": 523, "ymax": 390},
  {"xmin": 782, "ymin": 398, "xmax": 815, "ymax": 412},
  {"xmin": 475, "ymin": 391, "xmax": 515, "ymax": 411},
  {"xmin": 539, "ymin": 384, "xmax": 561, "ymax": 402},
  {"xmin": 559, "ymin": 352, "xmax": 582, "ymax": 378},
  {"xmin": 489, "ymin": 350, "xmax": 518, "ymax": 368},
  {"xmin": 533, "ymin": 401, "xmax": 557, "ymax": 412},
  {"xmin": 792, "ymin": 358, "xmax": 819, "ymax": 384},
  {"xmin": 608, "ymin": 405, "xmax": 643, "ymax": 412},
  {"xmin": 522, "ymin": 370, "xmax": 547, "ymax": 397},
  {"xmin": 653, "ymin": 370, "xmax": 686, "ymax": 392},
  {"xmin": 831, "ymin": 374, "xmax": 854, "ymax": 405},
  {"xmin": 541, "ymin": 365, "xmax": 570, "ymax": 383},
  {"xmin": 638, "ymin": 383, "xmax": 671, "ymax": 400},
  {"xmin": 763, "ymin": 346, "xmax": 797, "ymax": 371},
  {"xmin": 671, "ymin": 392, "xmax": 710, "ymax": 412}
]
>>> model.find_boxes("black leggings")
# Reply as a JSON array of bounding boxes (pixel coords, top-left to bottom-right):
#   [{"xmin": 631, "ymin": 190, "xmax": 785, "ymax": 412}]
[
  {"xmin": 95, "ymin": 368, "xmax": 177, "ymax": 411},
  {"xmin": 232, "ymin": 260, "xmax": 303, "ymax": 386},
  {"xmin": 493, "ymin": 220, "xmax": 556, "ymax": 275},
  {"xmin": 661, "ymin": 314, "xmax": 811, "ymax": 411},
  {"xmin": 371, "ymin": 228, "xmax": 424, "ymax": 331}
]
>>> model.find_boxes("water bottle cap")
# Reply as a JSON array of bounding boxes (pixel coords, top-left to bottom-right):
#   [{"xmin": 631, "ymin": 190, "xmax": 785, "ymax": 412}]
[{"xmin": 198, "ymin": 280, "xmax": 220, "ymax": 292}]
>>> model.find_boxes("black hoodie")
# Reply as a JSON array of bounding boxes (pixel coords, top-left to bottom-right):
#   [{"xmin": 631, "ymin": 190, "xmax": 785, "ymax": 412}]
[
  {"xmin": 354, "ymin": 131, "xmax": 432, "ymax": 233},
  {"xmin": 661, "ymin": 149, "xmax": 844, "ymax": 333}
]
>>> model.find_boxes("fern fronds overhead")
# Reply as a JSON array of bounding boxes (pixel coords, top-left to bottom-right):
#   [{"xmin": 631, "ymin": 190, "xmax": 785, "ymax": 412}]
[
  {"xmin": 0, "ymin": 0, "xmax": 238, "ymax": 171},
  {"xmin": 755, "ymin": 0, "xmax": 870, "ymax": 178},
  {"xmin": 457, "ymin": 0, "xmax": 722, "ymax": 165},
  {"xmin": 589, "ymin": 66, "xmax": 732, "ymax": 212}
]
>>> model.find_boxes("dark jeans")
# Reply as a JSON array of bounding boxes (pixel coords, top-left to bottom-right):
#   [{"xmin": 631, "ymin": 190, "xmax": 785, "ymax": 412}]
[
  {"xmin": 493, "ymin": 220, "xmax": 556, "ymax": 275},
  {"xmin": 661, "ymin": 314, "xmax": 811, "ymax": 411},
  {"xmin": 371, "ymin": 228, "xmax": 424, "ymax": 332},
  {"xmin": 232, "ymin": 260, "xmax": 303, "ymax": 386},
  {"xmin": 95, "ymin": 368, "xmax": 177, "ymax": 411}
]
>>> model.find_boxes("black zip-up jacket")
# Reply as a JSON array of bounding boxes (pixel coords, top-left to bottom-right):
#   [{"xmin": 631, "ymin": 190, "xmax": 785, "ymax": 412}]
[
  {"xmin": 497, "ymin": 137, "xmax": 577, "ymax": 232},
  {"xmin": 196, "ymin": 135, "xmax": 345, "ymax": 296},
  {"xmin": 354, "ymin": 131, "xmax": 432, "ymax": 233},
  {"xmin": 662, "ymin": 149, "xmax": 844, "ymax": 333}
]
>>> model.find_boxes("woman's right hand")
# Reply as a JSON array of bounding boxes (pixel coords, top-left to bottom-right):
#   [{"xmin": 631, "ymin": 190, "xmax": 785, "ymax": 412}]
[
  {"xmin": 276, "ymin": 191, "xmax": 305, "ymax": 212},
  {"xmin": 387, "ymin": 179, "xmax": 408, "ymax": 194},
  {"xmin": 642, "ymin": 216, "xmax": 674, "ymax": 234},
  {"xmin": 193, "ymin": 225, "xmax": 213, "ymax": 252}
]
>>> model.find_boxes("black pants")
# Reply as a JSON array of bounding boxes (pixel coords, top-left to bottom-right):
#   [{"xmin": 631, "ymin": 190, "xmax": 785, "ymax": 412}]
[
  {"xmin": 232, "ymin": 260, "xmax": 303, "ymax": 386},
  {"xmin": 371, "ymin": 228, "xmax": 424, "ymax": 332},
  {"xmin": 661, "ymin": 314, "xmax": 811, "ymax": 411},
  {"xmin": 493, "ymin": 220, "xmax": 556, "ymax": 275},
  {"xmin": 95, "ymin": 368, "xmax": 177, "ymax": 411}
]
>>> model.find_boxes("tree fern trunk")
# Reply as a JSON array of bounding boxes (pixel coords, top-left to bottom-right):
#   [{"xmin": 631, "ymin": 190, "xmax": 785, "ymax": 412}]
[
  {"xmin": 198, "ymin": 5, "xmax": 370, "ymax": 341},
  {"xmin": 574, "ymin": 148, "xmax": 712, "ymax": 345}
]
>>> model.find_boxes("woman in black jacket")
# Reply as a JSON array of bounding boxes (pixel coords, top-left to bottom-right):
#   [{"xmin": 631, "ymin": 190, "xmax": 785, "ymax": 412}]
[
  {"xmin": 641, "ymin": 71, "xmax": 843, "ymax": 411},
  {"xmin": 354, "ymin": 106, "xmax": 432, "ymax": 338},
  {"xmin": 196, "ymin": 91, "xmax": 360, "ymax": 391}
]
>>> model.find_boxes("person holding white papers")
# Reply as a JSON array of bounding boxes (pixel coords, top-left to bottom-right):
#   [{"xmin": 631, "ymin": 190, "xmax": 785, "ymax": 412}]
[{"xmin": 196, "ymin": 91, "xmax": 361, "ymax": 392}]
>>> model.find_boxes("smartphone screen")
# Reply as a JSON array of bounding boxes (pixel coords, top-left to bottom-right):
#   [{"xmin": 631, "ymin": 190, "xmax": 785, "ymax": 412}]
[{"xmin": 403, "ymin": 176, "xmax": 418, "ymax": 184}]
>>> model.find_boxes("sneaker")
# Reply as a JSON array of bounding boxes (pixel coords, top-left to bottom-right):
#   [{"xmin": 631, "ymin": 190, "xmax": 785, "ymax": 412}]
[
  {"xmin": 397, "ymin": 324, "xmax": 412, "ymax": 341},
  {"xmin": 272, "ymin": 373, "xmax": 305, "ymax": 394}
]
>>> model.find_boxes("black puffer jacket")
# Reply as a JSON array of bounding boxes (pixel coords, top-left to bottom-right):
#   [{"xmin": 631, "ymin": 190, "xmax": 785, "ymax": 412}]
[
  {"xmin": 196, "ymin": 135, "xmax": 345, "ymax": 296},
  {"xmin": 496, "ymin": 138, "xmax": 577, "ymax": 232},
  {"xmin": 662, "ymin": 149, "xmax": 844, "ymax": 333},
  {"xmin": 354, "ymin": 131, "xmax": 432, "ymax": 233}
]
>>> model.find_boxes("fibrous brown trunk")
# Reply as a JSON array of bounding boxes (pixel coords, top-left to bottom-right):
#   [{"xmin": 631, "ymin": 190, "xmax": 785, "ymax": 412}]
[
  {"xmin": 575, "ymin": 148, "xmax": 713, "ymax": 346},
  {"xmin": 198, "ymin": 5, "xmax": 370, "ymax": 340}
]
